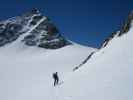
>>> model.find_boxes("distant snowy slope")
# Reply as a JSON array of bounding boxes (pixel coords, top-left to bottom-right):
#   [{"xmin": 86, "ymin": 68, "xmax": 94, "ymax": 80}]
[{"xmin": 59, "ymin": 14, "xmax": 133, "ymax": 100}]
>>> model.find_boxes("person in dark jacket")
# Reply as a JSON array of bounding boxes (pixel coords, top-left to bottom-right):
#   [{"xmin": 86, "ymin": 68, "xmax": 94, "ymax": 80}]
[{"xmin": 52, "ymin": 72, "xmax": 59, "ymax": 86}]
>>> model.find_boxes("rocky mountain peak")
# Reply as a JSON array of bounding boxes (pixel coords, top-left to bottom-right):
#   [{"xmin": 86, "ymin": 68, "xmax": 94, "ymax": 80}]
[
  {"xmin": 119, "ymin": 11, "xmax": 133, "ymax": 36},
  {"xmin": 0, "ymin": 9, "xmax": 71, "ymax": 49},
  {"xmin": 30, "ymin": 8, "xmax": 40, "ymax": 14},
  {"xmin": 128, "ymin": 10, "xmax": 133, "ymax": 19}
]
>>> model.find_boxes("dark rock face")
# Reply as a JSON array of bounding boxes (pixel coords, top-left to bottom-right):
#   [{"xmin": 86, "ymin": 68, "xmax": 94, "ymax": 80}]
[
  {"xmin": 119, "ymin": 11, "xmax": 133, "ymax": 36},
  {"xmin": 101, "ymin": 11, "xmax": 133, "ymax": 48},
  {"xmin": 23, "ymin": 18, "xmax": 70, "ymax": 49},
  {"xmin": 0, "ymin": 8, "xmax": 71, "ymax": 49},
  {"xmin": 73, "ymin": 52, "xmax": 95, "ymax": 71},
  {"xmin": 0, "ymin": 22, "xmax": 23, "ymax": 46},
  {"xmin": 101, "ymin": 31, "xmax": 118, "ymax": 48},
  {"xmin": 0, "ymin": 9, "xmax": 38, "ymax": 46},
  {"xmin": 22, "ymin": 13, "xmax": 70, "ymax": 49}
]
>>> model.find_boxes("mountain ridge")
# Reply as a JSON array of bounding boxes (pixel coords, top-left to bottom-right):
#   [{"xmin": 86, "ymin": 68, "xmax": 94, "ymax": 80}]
[{"xmin": 101, "ymin": 11, "xmax": 133, "ymax": 48}]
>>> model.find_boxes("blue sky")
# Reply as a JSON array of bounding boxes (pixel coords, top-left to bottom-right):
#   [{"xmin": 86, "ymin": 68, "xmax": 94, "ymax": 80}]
[{"xmin": 0, "ymin": 0, "xmax": 133, "ymax": 48}]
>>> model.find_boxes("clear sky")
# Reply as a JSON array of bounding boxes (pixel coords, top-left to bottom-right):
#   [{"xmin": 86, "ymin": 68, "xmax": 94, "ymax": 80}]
[{"xmin": 0, "ymin": 0, "xmax": 133, "ymax": 48}]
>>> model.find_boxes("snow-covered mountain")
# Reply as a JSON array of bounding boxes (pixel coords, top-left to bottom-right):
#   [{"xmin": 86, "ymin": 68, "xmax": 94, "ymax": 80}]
[
  {"xmin": 58, "ymin": 11, "xmax": 133, "ymax": 100},
  {"xmin": 0, "ymin": 8, "xmax": 70, "ymax": 49},
  {"xmin": 0, "ymin": 9, "xmax": 133, "ymax": 100}
]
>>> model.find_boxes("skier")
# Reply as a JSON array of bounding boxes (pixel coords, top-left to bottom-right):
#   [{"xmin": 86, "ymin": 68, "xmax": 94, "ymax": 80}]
[{"xmin": 52, "ymin": 72, "xmax": 59, "ymax": 86}]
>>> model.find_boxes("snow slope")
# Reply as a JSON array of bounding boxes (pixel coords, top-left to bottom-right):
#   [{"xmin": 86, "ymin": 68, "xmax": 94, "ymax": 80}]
[
  {"xmin": 0, "ymin": 42, "xmax": 95, "ymax": 100},
  {"xmin": 58, "ymin": 22, "xmax": 133, "ymax": 100}
]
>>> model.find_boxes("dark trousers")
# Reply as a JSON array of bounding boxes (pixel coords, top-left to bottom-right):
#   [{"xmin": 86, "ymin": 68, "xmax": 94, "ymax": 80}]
[{"xmin": 54, "ymin": 78, "xmax": 59, "ymax": 86}]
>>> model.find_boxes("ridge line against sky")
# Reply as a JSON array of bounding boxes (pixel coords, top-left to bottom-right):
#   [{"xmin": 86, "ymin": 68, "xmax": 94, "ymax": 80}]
[{"xmin": 0, "ymin": 0, "xmax": 133, "ymax": 48}]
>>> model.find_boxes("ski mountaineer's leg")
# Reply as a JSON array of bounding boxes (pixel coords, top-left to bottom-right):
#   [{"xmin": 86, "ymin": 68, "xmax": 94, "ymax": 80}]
[
  {"xmin": 55, "ymin": 79, "xmax": 58, "ymax": 86},
  {"xmin": 57, "ymin": 78, "xmax": 59, "ymax": 85},
  {"xmin": 54, "ymin": 78, "xmax": 58, "ymax": 86},
  {"xmin": 54, "ymin": 79, "xmax": 56, "ymax": 86}
]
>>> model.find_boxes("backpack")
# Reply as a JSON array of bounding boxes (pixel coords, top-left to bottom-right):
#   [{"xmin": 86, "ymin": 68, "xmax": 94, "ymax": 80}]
[{"xmin": 53, "ymin": 73, "xmax": 56, "ymax": 78}]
